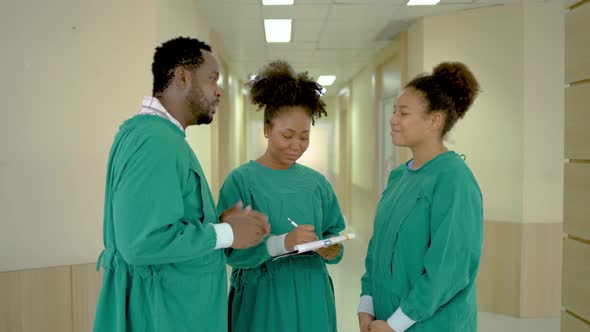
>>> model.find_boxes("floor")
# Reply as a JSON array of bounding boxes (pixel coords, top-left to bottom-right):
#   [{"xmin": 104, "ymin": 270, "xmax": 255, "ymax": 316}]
[{"xmin": 326, "ymin": 226, "xmax": 561, "ymax": 332}]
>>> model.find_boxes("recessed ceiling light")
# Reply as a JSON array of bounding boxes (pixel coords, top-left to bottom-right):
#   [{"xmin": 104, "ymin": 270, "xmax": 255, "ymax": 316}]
[
  {"xmin": 262, "ymin": 0, "xmax": 294, "ymax": 5},
  {"xmin": 317, "ymin": 75, "xmax": 336, "ymax": 86},
  {"xmin": 407, "ymin": 0, "xmax": 440, "ymax": 5},
  {"xmin": 264, "ymin": 19, "xmax": 292, "ymax": 43}
]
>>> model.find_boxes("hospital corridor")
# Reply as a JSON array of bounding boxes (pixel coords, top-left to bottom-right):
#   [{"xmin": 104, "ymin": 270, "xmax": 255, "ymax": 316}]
[{"xmin": 1, "ymin": 0, "xmax": 588, "ymax": 331}]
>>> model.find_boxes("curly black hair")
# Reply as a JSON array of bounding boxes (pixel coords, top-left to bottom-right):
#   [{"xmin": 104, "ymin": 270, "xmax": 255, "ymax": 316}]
[
  {"xmin": 151, "ymin": 37, "xmax": 212, "ymax": 96},
  {"xmin": 248, "ymin": 60, "xmax": 327, "ymax": 125},
  {"xmin": 406, "ymin": 62, "xmax": 480, "ymax": 135}
]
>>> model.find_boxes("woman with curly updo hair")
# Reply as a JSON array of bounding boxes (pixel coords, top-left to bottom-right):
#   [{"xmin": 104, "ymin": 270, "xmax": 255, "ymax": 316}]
[
  {"xmin": 217, "ymin": 60, "xmax": 345, "ymax": 332},
  {"xmin": 358, "ymin": 62, "xmax": 483, "ymax": 332}
]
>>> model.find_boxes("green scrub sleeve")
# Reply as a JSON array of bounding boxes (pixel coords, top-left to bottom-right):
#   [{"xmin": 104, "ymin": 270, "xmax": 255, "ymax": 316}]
[
  {"xmin": 399, "ymin": 170, "xmax": 483, "ymax": 322},
  {"xmin": 217, "ymin": 171, "xmax": 272, "ymax": 269},
  {"xmin": 320, "ymin": 182, "xmax": 346, "ymax": 264},
  {"xmin": 360, "ymin": 235, "xmax": 376, "ymax": 297},
  {"xmin": 113, "ymin": 136, "xmax": 217, "ymax": 265}
]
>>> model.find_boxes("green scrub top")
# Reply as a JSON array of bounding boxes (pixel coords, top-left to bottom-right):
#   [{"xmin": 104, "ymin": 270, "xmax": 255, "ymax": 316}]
[
  {"xmin": 94, "ymin": 115, "xmax": 228, "ymax": 332},
  {"xmin": 361, "ymin": 151, "xmax": 483, "ymax": 332},
  {"xmin": 217, "ymin": 161, "xmax": 345, "ymax": 332}
]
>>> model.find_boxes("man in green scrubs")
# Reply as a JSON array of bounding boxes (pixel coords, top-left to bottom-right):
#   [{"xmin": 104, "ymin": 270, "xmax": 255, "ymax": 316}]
[{"xmin": 93, "ymin": 37, "xmax": 269, "ymax": 332}]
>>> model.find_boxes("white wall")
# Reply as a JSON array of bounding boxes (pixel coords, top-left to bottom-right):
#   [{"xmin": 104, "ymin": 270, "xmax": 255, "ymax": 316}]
[{"xmin": 0, "ymin": 0, "xmax": 216, "ymax": 271}]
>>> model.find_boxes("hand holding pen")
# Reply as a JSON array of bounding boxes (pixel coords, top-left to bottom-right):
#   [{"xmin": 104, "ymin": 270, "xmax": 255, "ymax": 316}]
[
  {"xmin": 284, "ymin": 218, "xmax": 318, "ymax": 251},
  {"xmin": 292, "ymin": 216, "xmax": 342, "ymax": 260}
]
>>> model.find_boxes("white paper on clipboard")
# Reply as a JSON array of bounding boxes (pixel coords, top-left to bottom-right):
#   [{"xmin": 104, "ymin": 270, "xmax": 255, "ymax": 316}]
[{"xmin": 272, "ymin": 233, "xmax": 356, "ymax": 261}]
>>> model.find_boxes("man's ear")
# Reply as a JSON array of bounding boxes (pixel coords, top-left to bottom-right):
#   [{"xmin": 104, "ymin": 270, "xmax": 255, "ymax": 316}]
[{"xmin": 172, "ymin": 66, "xmax": 189, "ymax": 89}]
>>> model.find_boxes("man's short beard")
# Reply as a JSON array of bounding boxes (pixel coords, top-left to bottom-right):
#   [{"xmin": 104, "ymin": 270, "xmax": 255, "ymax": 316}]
[
  {"xmin": 189, "ymin": 99, "xmax": 213, "ymax": 125},
  {"xmin": 196, "ymin": 112, "xmax": 213, "ymax": 125}
]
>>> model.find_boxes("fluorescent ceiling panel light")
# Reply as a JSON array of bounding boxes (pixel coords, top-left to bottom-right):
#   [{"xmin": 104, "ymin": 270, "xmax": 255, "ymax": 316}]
[
  {"xmin": 317, "ymin": 75, "xmax": 336, "ymax": 86},
  {"xmin": 407, "ymin": 0, "xmax": 440, "ymax": 5},
  {"xmin": 262, "ymin": 0, "xmax": 294, "ymax": 5},
  {"xmin": 264, "ymin": 19, "xmax": 292, "ymax": 43}
]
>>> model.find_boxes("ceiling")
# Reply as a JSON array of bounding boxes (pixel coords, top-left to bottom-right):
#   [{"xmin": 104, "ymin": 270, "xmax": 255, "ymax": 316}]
[{"xmin": 197, "ymin": 0, "xmax": 516, "ymax": 95}]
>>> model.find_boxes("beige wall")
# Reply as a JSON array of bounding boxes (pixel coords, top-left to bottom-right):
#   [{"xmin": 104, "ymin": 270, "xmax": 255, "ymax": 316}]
[
  {"xmin": 422, "ymin": 4, "xmax": 526, "ymax": 223},
  {"xmin": 230, "ymin": 74, "xmax": 247, "ymax": 167},
  {"xmin": 207, "ymin": 29, "xmax": 252, "ymax": 198},
  {"xmin": 331, "ymin": 91, "xmax": 353, "ymax": 222},
  {"xmin": 350, "ymin": 67, "xmax": 376, "ymax": 191},
  {"xmin": 244, "ymin": 96, "xmax": 263, "ymax": 161},
  {"xmin": 407, "ymin": 20, "xmax": 424, "ymax": 80},
  {"xmin": 349, "ymin": 67, "xmax": 380, "ymax": 238},
  {"xmin": 409, "ymin": 2, "xmax": 564, "ymax": 225},
  {"xmin": 328, "ymin": 96, "xmax": 344, "ymax": 208},
  {"xmin": 522, "ymin": 1, "xmax": 565, "ymax": 224},
  {"xmin": 320, "ymin": 94, "xmax": 351, "ymax": 222},
  {"xmin": 0, "ymin": 0, "xmax": 222, "ymax": 272},
  {"xmin": 339, "ymin": 37, "xmax": 405, "ymax": 238}
]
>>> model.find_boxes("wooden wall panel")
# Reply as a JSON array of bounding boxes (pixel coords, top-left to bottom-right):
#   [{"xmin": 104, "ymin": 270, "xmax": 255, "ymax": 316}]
[
  {"xmin": 565, "ymin": 0, "xmax": 590, "ymax": 9},
  {"xmin": 0, "ymin": 267, "xmax": 73, "ymax": 332},
  {"xmin": 72, "ymin": 264, "xmax": 103, "ymax": 332},
  {"xmin": 565, "ymin": 2, "xmax": 590, "ymax": 83},
  {"xmin": 564, "ymin": 163, "xmax": 590, "ymax": 239},
  {"xmin": 0, "ymin": 272, "xmax": 21, "ymax": 332},
  {"xmin": 565, "ymin": 0, "xmax": 577, "ymax": 9},
  {"xmin": 477, "ymin": 221, "xmax": 522, "ymax": 316},
  {"xmin": 563, "ymin": 0, "xmax": 590, "ymax": 328},
  {"xmin": 562, "ymin": 238, "xmax": 590, "ymax": 322},
  {"xmin": 519, "ymin": 223, "xmax": 562, "ymax": 317},
  {"xmin": 20, "ymin": 267, "xmax": 72, "ymax": 332},
  {"xmin": 565, "ymin": 85, "xmax": 590, "ymax": 160},
  {"xmin": 562, "ymin": 311, "xmax": 590, "ymax": 332}
]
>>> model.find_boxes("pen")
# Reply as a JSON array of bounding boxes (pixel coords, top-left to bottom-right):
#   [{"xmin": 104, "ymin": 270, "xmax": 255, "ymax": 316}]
[{"xmin": 287, "ymin": 217, "xmax": 298, "ymax": 227}]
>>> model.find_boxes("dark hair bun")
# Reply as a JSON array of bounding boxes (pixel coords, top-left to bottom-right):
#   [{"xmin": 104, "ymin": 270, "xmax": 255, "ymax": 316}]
[
  {"xmin": 249, "ymin": 60, "xmax": 299, "ymax": 110},
  {"xmin": 432, "ymin": 62, "xmax": 480, "ymax": 118},
  {"xmin": 248, "ymin": 60, "xmax": 326, "ymax": 124}
]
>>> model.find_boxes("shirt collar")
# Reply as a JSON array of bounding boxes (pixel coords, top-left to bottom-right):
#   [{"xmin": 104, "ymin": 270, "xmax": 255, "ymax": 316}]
[{"xmin": 139, "ymin": 96, "xmax": 184, "ymax": 132}]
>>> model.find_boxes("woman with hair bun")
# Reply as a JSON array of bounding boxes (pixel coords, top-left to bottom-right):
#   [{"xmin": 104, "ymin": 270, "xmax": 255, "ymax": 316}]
[
  {"xmin": 358, "ymin": 62, "xmax": 483, "ymax": 332},
  {"xmin": 217, "ymin": 60, "xmax": 345, "ymax": 332}
]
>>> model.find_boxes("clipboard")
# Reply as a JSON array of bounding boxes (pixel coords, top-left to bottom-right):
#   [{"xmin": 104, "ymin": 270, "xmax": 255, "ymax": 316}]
[{"xmin": 272, "ymin": 233, "xmax": 356, "ymax": 261}]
